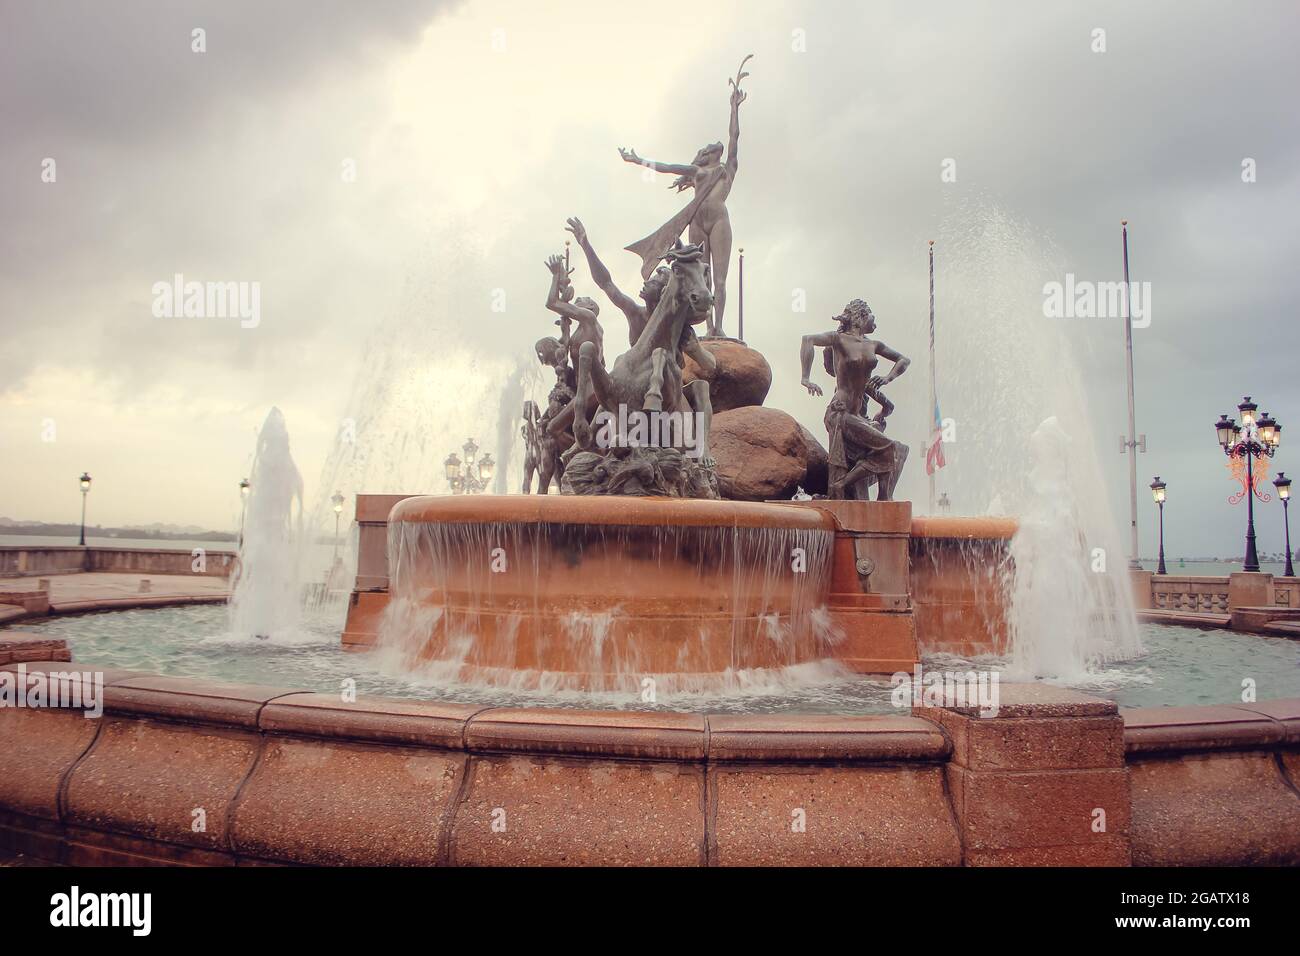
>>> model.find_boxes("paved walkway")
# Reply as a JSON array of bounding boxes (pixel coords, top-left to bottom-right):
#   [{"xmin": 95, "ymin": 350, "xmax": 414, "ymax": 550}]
[
  {"xmin": 0, "ymin": 571, "xmax": 229, "ymax": 623},
  {"xmin": 1137, "ymin": 606, "xmax": 1300, "ymax": 639},
  {"xmin": 1136, "ymin": 608, "xmax": 1231, "ymax": 628}
]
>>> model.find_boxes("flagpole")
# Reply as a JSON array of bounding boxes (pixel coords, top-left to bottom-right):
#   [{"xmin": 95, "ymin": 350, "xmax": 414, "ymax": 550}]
[
  {"xmin": 737, "ymin": 247, "xmax": 745, "ymax": 343},
  {"xmin": 1121, "ymin": 219, "xmax": 1141, "ymax": 570},
  {"xmin": 928, "ymin": 239, "xmax": 936, "ymax": 514}
]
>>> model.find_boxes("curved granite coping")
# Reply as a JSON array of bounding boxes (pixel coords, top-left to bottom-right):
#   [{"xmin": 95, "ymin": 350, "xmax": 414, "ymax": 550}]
[
  {"xmin": 910, "ymin": 515, "xmax": 1018, "ymax": 540},
  {"xmin": 389, "ymin": 494, "xmax": 837, "ymax": 532},
  {"xmin": 0, "ymin": 592, "xmax": 228, "ymax": 625},
  {"xmin": 1, "ymin": 661, "xmax": 947, "ymax": 763},
  {"xmin": 5, "ymin": 658, "xmax": 1297, "ymax": 762},
  {"xmin": 1123, "ymin": 701, "xmax": 1300, "ymax": 753},
  {"xmin": 51, "ymin": 593, "xmax": 229, "ymax": 614}
]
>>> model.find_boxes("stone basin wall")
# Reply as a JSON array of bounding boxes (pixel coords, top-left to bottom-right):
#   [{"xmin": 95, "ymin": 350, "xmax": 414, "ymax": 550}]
[
  {"xmin": 908, "ymin": 516, "xmax": 1016, "ymax": 657},
  {"xmin": 2, "ymin": 645, "xmax": 1296, "ymax": 866}
]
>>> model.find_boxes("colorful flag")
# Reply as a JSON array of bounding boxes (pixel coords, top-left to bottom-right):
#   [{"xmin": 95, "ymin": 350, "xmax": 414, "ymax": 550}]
[{"xmin": 925, "ymin": 400, "xmax": 946, "ymax": 475}]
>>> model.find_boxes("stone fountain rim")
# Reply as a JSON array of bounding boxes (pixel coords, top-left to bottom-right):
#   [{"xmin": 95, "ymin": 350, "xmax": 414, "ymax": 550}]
[
  {"xmin": 5, "ymin": 659, "xmax": 1296, "ymax": 760},
  {"xmin": 389, "ymin": 493, "xmax": 837, "ymax": 531}
]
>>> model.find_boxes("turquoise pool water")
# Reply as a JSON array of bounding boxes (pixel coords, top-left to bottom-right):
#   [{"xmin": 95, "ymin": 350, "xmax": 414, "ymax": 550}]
[{"xmin": 8, "ymin": 604, "xmax": 1298, "ymax": 714}]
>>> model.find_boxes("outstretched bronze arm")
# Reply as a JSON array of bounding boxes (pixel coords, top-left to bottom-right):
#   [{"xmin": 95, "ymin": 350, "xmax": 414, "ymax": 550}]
[
  {"xmin": 725, "ymin": 54, "xmax": 750, "ymax": 173},
  {"xmin": 800, "ymin": 331, "xmax": 838, "ymax": 396},
  {"xmin": 565, "ymin": 217, "xmax": 639, "ymax": 320},
  {"xmin": 544, "ymin": 256, "xmax": 596, "ymax": 338},
  {"xmin": 618, "ymin": 147, "xmax": 696, "ymax": 177},
  {"xmin": 726, "ymin": 88, "xmax": 744, "ymax": 173}
]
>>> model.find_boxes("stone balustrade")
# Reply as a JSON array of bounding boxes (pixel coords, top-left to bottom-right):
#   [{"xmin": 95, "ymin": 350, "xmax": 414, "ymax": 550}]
[{"xmin": 0, "ymin": 545, "xmax": 235, "ymax": 579}]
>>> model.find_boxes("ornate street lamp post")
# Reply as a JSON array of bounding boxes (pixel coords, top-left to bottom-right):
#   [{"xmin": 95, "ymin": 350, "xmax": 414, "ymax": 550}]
[
  {"xmin": 1149, "ymin": 476, "xmax": 1167, "ymax": 575},
  {"xmin": 238, "ymin": 477, "xmax": 250, "ymax": 540},
  {"xmin": 1215, "ymin": 397, "xmax": 1282, "ymax": 572},
  {"xmin": 331, "ymin": 491, "xmax": 346, "ymax": 565},
  {"xmin": 444, "ymin": 452, "xmax": 463, "ymax": 493},
  {"xmin": 445, "ymin": 439, "xmax": 494, "ymax": 494},
  {"xmin": 77, "ymin": 472, "xmax": 92, "ymax": 546},
  {"xmin": 1274, "ymin": 472, "xmax": 1294, "ymax": 578}
]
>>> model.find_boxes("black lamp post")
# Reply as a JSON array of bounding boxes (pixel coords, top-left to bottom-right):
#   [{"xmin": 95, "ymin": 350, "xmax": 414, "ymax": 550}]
[
  {"xmin": 1215, "ymin": 397, "xmax": 1281, "ymax": 572},
  {"xmin": 1149, "ymin": 476, "xmax": 1167, "ymax": 575},
  {"xmin": 1275, "ymin": 472, "xmax": 1294, "ymax": 578},
  {"xmin": 238, "ymin": 477, "xmax": 250, "ymax": 540},
  {"xmin": 77, "ymin": 472, "xmax": 92, "ymax": 546}
]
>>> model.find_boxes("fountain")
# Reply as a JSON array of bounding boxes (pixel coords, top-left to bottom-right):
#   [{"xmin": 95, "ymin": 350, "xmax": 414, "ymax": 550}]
[
  {"xmin": 11, "ymin": 52, "xmax": 1296, "ymax": 872},
  {"xmin": 344, "ymin": 59, "xmax": 1030, "ymax": 690},
  {"xmin": 227, "ymin": 407, "xmax": 304, "ymax": 641}
]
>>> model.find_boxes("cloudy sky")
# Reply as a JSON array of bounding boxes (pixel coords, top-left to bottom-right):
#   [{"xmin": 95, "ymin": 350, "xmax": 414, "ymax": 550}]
[{"xmin": 1, "ymin": 0, "xmax": 1297, "ymax": 559}]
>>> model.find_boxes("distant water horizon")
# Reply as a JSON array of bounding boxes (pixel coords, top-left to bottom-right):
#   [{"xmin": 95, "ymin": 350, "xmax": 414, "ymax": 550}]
[
  {"xmin": 1137, "ymin": 559, "xmax": 1292, "ymax": 576},
  {"xmin": 0, "ymin": 533, "xmax": 237, "ymax": 553}
]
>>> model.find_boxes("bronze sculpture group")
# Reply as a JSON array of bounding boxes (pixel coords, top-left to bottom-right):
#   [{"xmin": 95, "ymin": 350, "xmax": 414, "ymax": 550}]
[{"xmin": 520, "ymin": 57, "xmax": 911, "ymax": 502}]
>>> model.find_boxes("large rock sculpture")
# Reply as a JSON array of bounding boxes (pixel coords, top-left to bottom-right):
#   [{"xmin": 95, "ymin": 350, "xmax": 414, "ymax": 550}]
[
  {"xmin": 711, "ymin": 406, "xmax": 827, "ymax": 501},
  {"xmin": 682, "ymin": 339, "xmax": 771, "ymax": 412}
]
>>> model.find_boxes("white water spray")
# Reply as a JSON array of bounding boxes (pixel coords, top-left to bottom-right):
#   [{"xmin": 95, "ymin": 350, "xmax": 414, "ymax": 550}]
[
  {"xmin": 931, "ymin": 196, "xmax": 1143, "ymax": 679},
  {"xmin": 1005, "ymin": 418, "xmax": 1143, "ymax": 680},
  {"xmin": 228, "ymin": 408, "xmax": 305, "ymax": 641}
]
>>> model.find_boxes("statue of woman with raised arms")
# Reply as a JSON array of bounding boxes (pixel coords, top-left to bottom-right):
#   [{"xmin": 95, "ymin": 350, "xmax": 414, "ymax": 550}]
[
  {"xmin": 619, "ymin": 56, "xmax": 750, "ymax": 338},
  {"xmin": 800, "ymin": 299, "xmax": 911, "ymax": 500}
]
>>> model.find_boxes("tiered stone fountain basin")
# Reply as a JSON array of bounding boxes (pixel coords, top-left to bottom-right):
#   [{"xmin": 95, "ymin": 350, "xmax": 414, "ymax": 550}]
[
  {"xmin": 345, "ymin": 494, "xmax": 1021, "ymax": 685},
  {"xmin": 374, "ymin": 495, "xmax": 837, "ymax": 690}
]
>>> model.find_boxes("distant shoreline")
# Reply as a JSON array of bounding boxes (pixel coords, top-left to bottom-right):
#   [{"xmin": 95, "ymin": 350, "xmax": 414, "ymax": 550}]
[{"xmin": 0, "ymin": 524, "xmax": 236, "ymax": 543}]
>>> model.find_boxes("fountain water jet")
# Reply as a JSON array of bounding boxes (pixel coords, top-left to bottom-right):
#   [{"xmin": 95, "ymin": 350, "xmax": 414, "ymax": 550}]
[
  {"xmin": 1004, "ymin": 418, "xmax": 1144, "ymax": 680},
  {"xmin": 933, "ymin": 196, "xmax": 1142, "ymax": 677},
  {"xmin": 228, "ymin": 408, "xmax": 305, "ymax": 641}
]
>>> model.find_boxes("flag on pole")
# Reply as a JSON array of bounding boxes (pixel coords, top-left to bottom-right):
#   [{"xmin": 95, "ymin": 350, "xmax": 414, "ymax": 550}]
[{"xmin": 926, "ymin": 400, "xmax": 946, "ymax": 475}]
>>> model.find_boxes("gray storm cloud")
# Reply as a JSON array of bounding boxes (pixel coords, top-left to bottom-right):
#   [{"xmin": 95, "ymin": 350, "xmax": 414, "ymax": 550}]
[{"xmin": 1, "ymin": 0, "xmax": 1297, "ymax": 558}]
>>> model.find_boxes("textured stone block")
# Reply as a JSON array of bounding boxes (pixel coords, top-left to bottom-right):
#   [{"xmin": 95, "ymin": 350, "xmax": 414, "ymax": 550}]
[
  {"xmin": 946, "ymin": 763, "xmax": 1130, "ymax": 852},
  {"xmin": 934, "ymin": 711, "xmax": 1125, "ymax": 771},
  {"xmin": 711, "ymin": 764, "xmax": 961, "ymax": 866},
  {"xmin": 0, "ymin": 708, "xmax": 99, "ymax": 820},
  {"xmin": 231, "ymin": 738, "xmax": 462, "ymax": 865},
  {"xmin": 64, "ymin": 716, "xmax": 259, "ymax": 853},
  {"xmin": 1129, "ymin": 751, "xmax": 1300, "ymax": 865},
  {"xmin": 451, "ymin": 755, "xmax": 703, "ymax": 866}
]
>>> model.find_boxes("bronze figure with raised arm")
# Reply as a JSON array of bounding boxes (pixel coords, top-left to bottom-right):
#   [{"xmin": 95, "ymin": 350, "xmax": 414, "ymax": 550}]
[
  {"xmin": 565, "ymin": 216, "xmax": 717, "ymax": 461},
  {"xmin": 800, "ymin": 299, "xmax": 911, "ymax": 500},
  {"xmin": 619, "ymin": 56, "xmax": 750, "ymax": 338},
  {"xmin": 544, "ymin": 253, "xmax": 604, "ymax": 373}
]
